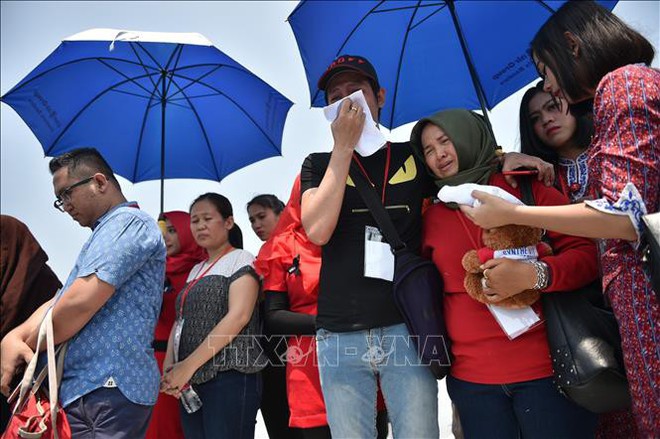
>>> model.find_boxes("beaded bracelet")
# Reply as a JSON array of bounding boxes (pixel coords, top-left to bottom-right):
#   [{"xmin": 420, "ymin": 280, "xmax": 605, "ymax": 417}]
[{"xmin": 531, "ymin": 260, "xmax": 550, "ymax": 290}]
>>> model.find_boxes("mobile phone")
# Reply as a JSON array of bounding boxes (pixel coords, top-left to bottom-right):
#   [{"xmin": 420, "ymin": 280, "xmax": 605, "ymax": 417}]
[{"xmin": 502, "ymin": 169, "xmax": 540, "ymax": 176}]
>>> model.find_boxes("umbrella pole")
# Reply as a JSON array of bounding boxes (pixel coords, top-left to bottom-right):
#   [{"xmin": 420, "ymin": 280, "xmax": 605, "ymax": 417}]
[
  {"xmin": 160, "ymin": 70, "xmax": 166, "ymax": 214},
  {"xmin": 447, "ymin": 0, "xmax": 496, "ymax": 139}
]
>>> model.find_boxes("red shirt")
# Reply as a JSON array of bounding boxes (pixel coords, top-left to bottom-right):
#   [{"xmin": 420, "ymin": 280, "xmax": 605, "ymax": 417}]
[
  {"xmin": 422, "ymin": 174, "xmax": 599, "ymax": 384},
  {"xmin": 263, "ymin": 253, "xmax": 327, "ymax": 428},
  {"xmin": 256, "ymin": 176, "xmax": 327, "ymax": 428}
]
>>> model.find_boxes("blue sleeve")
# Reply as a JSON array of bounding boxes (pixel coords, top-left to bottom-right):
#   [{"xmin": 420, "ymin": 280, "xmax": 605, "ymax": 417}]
[{"xmin": 78, "ymin": 212, "xmax": 163, "ymax": 289}]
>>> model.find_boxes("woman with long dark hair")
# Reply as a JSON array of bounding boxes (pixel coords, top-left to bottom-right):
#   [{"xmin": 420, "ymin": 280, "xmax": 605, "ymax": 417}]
[
  {"xmin": 462, "ymin": 2, "xmax": 659, "ymax": 433},
  {"xmin": 519, "ymin": 82, "xmax": 594, "ymax": 202},
  {"xmin": 518, "ymin": 84, "xmax": 637, "ymax": 438},
  {"xmin": 161, "ymin": 194, "xmax": 265, "ymax": 438}
]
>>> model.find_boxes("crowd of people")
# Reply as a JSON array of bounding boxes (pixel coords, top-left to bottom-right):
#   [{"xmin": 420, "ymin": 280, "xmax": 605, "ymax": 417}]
[{"xmin": 0, "ymin": 2, "xmax": 658, "ymax": 438}]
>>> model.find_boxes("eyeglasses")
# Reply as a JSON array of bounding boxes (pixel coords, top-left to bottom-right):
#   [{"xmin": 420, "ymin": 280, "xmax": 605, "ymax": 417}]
[{"xmin": 53, "ymin": 177, "xmax": 94, "ymax": 212}]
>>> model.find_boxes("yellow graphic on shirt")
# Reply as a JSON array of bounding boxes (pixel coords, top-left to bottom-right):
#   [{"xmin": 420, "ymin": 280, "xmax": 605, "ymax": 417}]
[
  {"xmin": 389, "ymin": 155, "xmax": 417, "ymax": 185},
  {"xmin": 346, "ymin": 175, "xmax": 355, "ymax": 187}
]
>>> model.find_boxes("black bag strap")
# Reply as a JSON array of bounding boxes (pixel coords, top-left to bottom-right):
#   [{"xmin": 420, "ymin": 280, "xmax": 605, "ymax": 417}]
[
  {"xmin": 519, "ymin": 177, "xmax": 553, "ymax": 248},
  {"xmin": 519, "ymin": 176, "xmax": 536, "ymax": 206},
  {"xmin": 349, "ymin": 159, "xmax": 406, "ymax": 253}
]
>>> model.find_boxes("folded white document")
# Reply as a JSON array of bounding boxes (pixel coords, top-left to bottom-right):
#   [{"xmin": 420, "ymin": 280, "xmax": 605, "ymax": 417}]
[
  {"xmin": 487, "ymin": 304, "xmax": 541, "ymax": 339},
  {"xmin": 323, "ymin": 90, "xmax": 386, "ymax": 157}
]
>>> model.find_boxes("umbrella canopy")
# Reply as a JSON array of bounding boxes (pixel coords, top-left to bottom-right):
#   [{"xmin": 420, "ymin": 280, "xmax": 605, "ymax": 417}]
[
  {"xmin": 1, "ymin": 28, "xmax": 293, "ymax": 210},
  {"xmin": 288, "ymin": 0, "xmax": 617, "ymax": 130}
]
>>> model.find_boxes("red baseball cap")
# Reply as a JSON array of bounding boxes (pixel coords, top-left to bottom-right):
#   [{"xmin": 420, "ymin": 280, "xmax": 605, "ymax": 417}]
[{"xmin": 317, "ymin": 55, "xmax": 380, "ymax": 91}]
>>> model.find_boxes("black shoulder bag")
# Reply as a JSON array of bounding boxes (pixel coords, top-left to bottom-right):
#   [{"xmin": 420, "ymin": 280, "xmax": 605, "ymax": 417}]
[
  {"xmin": 349, "ymin": 160, "xmax": 451, "ymax": 379},
  {"xmin": 520, "ymin": 178, "xmax": 631, "ymax": 413}
]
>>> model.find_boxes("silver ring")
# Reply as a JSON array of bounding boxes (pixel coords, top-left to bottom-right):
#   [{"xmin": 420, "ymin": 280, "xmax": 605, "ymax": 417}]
[
  {"xmin": 350, "ymin": 105, "xmax": 359, "ymax": 112},
  {"xmin": 483, "ymin": 268, "xmax": 489, "ymax": 280}
]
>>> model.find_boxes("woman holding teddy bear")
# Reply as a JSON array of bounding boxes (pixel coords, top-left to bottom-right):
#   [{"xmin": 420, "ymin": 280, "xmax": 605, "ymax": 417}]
[{"xmin": 410, "ymin": 109, "xmax": 598, "ymax": 438}]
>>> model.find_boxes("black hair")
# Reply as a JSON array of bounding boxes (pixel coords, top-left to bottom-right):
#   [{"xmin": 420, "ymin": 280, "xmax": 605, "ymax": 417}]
[
  {"xmin": 49, "ymin": 147, "xmax": 120, "ymax": 189},
  {"xmin": 247, "ymin": 194, "xmax": 285, "ymax": 215},
  {"xmin": 531, "ymin": 1, "xmax": 655, "ymax": 102},
  {"xmin": 228, "ymin": 223, "xmax": 243, "ymax": 249},
  {"xmin": 519, "ymin": 81, "xmax": 593, "ymax": 165},
  {"xmin": 190, "ymin": 192, "xmax": 233, "ymax": 219}
]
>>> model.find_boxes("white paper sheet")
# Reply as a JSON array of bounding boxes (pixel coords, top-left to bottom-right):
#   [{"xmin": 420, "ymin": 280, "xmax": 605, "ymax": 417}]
[
  {"xmin": 487, "ymin": 304, "xmax": 540, "ymax": 339},
  {"xmin": 323, "ymin": 90, "xmax": 386, "ymax": 157},
  {"xmin": 363, "ymin": 225, "xmax": 394, "ymax": 281}
]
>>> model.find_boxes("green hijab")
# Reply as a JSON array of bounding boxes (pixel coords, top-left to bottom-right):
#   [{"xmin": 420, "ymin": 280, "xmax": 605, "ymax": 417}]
[{"xmin": 410, "ymin": 109, "xmax": 498, "ymax": 190}]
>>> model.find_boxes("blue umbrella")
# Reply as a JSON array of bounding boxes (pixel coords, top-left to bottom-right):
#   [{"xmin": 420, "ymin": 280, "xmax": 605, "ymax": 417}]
[
  {"xmin": 1, "ymin": 28, "xmax": 293, "ymax": 211},
  {"xmin": 288, "ymin": 0, "xmax": 617, "ymax": 130}
]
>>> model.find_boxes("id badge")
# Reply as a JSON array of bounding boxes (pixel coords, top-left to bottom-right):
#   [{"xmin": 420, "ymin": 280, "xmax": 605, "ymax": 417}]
[
  {"xmin": 364, "ymin": 225, "xmax": 394, "ymax": 281},
  {"xmin": 172, "ymin": 318, "xmax": 184, "ymax": 363}
]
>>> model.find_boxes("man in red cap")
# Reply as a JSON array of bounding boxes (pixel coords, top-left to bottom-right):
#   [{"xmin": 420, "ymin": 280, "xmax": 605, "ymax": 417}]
[{"xmin": 299, "ymin": 55, "xmax": 440, "ymax": 438}]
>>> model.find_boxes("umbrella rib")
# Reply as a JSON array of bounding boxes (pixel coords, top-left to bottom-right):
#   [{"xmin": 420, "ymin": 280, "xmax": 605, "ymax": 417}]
[
  {"xmin": 409, "ymin": 3, "xmax": 447, "ymax": 31},
  {"xmin": 165, "ymin": 76, "xmax": 222, "ymax": 180},
  {"xmin": 169, "ymin": 92, "xmax": 223, "ymax": 102},
  {"xmin": 373, "ymin": 2, "xmax": 444, "ymax": 14},
  {"xmin": 96, "ymin": 58, "xmax": 160, "ymax": 97},
  {"xmin": 163, "ymin": 45, "xmax": 185, "ymax": 98},
  {"xmin": 310, "ymin": 0, "xmax": 386, "ymax": 106},
  {"xmin": 388, "ymin": 0, "xmax": 422, "ymax": 128},
  {"xmin": 45, "ymin": 72, "xmax": 161, "ymax": 155},
  {"xmin": 1, "ymin": 57, "xmax": 159, "ymax": 98},
  {"xmin": 173, "ymin": 71, "xmax": 283, "ymax": 162},
  {"xmin": 128, "ymin": 44, "xmax": 161, "ymax": 96},
  {"xmin": 135, "ymin": 42, "xmax": 164, "ymax": 70},
  {"xmin": 172, "ymin": 63, "xmax": 240, "ymax": 73},
  {"xmin": 131, "ymin": 86, "xmax": 160, "ymax": 182},
  {"xmin": 167, "ymin": 65, "xmax": 223, "ymax": 101},
  {"xmin": 148, "ymin": 99, "xmax": 189, "ymax": 109},
  {"xmin": 535, "ymin": 0, "xmax": 557, "ymax": 14},
  {"xmin": 110, "ymin": 88, "xmax": 155, "ymax": 100}
]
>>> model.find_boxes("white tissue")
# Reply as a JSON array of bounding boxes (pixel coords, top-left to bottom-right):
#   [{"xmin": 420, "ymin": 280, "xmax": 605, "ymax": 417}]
[
  {"xmin": 438, "ymin": 183, "xmax": 524, "ymax": 207},
  {"xmin": 322, "ymin": 90, "xmax": 386, "ymax": 157}
]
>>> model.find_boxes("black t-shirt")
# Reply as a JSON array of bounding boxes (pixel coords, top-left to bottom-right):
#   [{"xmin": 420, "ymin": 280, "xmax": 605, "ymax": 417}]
[{"xmin": 301, "ymin": 142, "xmax": 433, "ymax": 332}]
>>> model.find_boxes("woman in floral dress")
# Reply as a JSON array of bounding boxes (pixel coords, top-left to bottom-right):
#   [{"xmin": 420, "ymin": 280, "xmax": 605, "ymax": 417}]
[{"xmin": 462, "ymin": 1, "xmax": 659, "ymax": 435}]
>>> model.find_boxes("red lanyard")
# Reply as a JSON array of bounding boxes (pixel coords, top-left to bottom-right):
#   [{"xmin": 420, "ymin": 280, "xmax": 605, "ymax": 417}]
[
  {"xmin": 457, "ymin": 210, "xmax": 482, "ymax": 249},
  {"xmin": 352, "ymin": 143, "xmax": 391, "ymax": 204},
  {"xmin": 177, "ymin": 246, "xmax": 233, "ymax": 317}
]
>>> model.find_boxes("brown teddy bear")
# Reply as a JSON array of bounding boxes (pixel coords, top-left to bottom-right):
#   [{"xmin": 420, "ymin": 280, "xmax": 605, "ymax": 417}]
[
  {"xmin": 461, "ymin": 224, "xmax": 553, "ymax": 308},
  {"xmin": 437, "ymin": 183, "xmax": 553, "ymax": 309}
]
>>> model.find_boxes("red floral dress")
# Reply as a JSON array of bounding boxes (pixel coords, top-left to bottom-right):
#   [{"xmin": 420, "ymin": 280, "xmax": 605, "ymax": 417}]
[{"xmin": 585, "ymin": 64, "xmax": 660, "ymax": 436}]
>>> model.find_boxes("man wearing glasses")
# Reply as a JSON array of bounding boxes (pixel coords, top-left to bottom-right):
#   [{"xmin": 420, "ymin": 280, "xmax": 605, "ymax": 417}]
[{"xmin": 0, "ymin": 148, "xmax": 166, "ymax": 439}]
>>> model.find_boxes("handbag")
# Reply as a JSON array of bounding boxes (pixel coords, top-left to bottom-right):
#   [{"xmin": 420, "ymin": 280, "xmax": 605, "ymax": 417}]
[
  {"xmin": 2, "ymin": 307, "xmax": 71, "ymax": 439},
  {"xmin": 349, "ymin": 161, "xmax": 451, "ymax": 379},
  {"xmin": 641, "ymin": 211, "xmax": 660, "ymax": 295},
  {"xmin": 520, "ymin": 178, "xmax": 631, "ymax": 413}
]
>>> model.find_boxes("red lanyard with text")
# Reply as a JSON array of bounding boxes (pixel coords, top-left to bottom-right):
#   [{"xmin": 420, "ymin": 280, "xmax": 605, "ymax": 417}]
[
  {"xmin": 177, "ymin": 247, "xmax": 233, "ymax": 318},
  {"xmin": 352, "ymin": 143, "xmax": 391, "ymax": 204}
]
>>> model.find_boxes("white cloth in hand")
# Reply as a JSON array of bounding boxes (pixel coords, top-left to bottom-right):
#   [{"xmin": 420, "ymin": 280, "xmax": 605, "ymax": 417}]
[
  {"xmin": 438, "ymin": 183, "xmax": 524, "ymax": 207},
  {"xmin": 323, "ymin": 90, "xmax": 386, "ymax": 157}
]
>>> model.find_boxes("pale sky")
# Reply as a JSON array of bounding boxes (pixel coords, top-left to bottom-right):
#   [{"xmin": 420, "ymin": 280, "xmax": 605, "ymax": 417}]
[{"xmin": 2, "ymin": 0, "xmax": 659, "ymax": 281}]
